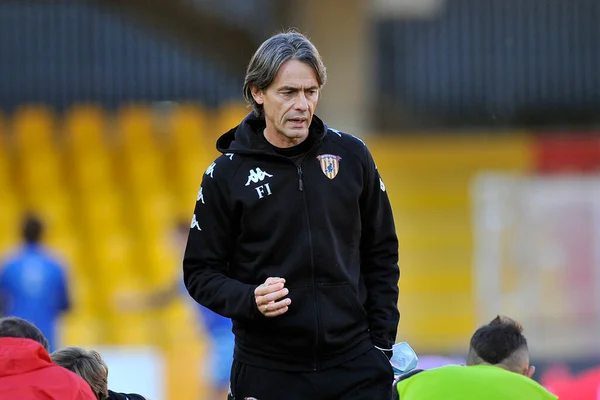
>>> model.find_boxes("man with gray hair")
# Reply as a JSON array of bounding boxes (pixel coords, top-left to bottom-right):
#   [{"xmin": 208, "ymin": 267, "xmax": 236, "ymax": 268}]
[
  {"xmin": 184, "ymin": 30, "xmax": 399, "ymax": 399},
  {"xmin": 51, "ymin": 346, "xmax": 147, "ymax": 400}
]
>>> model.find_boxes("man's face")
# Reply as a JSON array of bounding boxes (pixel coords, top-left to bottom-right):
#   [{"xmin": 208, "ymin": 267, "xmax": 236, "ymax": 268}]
[{"xmin": 251, "ymin": 59, "xmax": 320, "ymax": 148}]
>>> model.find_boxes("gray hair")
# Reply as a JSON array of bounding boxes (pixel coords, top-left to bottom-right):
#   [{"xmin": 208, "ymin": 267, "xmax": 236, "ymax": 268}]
[
  {"xmin": 243, "ymin": 30, "xmax": 327, "ymax": 117},
  {"xmin": 51, "ymin": 347, "xmax": 109, "ymax": 400}
]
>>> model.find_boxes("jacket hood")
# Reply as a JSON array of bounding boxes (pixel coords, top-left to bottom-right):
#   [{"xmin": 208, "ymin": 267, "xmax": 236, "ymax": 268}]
[
  {"xmin": 216, "ymin": 112, "xmax": 327, "ymax": 155},
  {"xmin": 0, "ymin": 338, "xmax": 52, "ymax": 377}
]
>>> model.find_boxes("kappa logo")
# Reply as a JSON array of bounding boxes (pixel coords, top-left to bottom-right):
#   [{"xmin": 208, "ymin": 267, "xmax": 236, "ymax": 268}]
[
  {"xmin": 245, "ymin": 168, "xmax": 273, "ymax": 186},
  {"xmin": 197, "ymin": 186, "xmax": 205, "ymax": 204},
  {"xmin": 190, "ymin": 214, "xmax": 201, "ymax": 231},
  {"xmin": 245, "ymin": 168, "xmax": 274, "ymax": 199},
  {"xmin": 205, "ymin": 162, "xmax": 216, "ymax": 178}
]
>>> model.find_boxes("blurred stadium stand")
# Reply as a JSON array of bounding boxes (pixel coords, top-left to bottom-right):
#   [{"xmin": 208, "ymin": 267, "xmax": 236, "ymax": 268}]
[
  {"xmin": 1, "ymin": 0, "xmax": 600, "ymax": 398},
  {"xmin": 0, "ymin": 102, "xmax": 249, "ymax": 399},
  {"xmin": 0, "ymin": 1, "xmax": 253, "ymax": 111},
  {"xmin": 376, "ymin": 0, "xmax": 600, "ymax": 130}
]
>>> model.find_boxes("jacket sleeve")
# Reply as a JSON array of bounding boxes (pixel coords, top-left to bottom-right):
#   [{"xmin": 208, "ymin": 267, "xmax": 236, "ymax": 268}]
[
  {"xmin": 183, "ymin": 159, "xmax": 259, "ymax": 320},
  {"xmin": 359, "ymin": 145, "xmax": 400, "ymax": 353}
]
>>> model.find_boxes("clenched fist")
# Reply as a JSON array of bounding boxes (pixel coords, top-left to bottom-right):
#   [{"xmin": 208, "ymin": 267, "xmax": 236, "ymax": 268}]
[{"xmin": 254, "ymin": 277, "xmax": 291, "ymax": 317}]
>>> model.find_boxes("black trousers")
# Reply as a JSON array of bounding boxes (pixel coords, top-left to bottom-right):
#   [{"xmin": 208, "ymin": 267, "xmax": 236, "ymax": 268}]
[{"xmin": 228, "ymin": 347, "xmax": 394, "ymax": 400}]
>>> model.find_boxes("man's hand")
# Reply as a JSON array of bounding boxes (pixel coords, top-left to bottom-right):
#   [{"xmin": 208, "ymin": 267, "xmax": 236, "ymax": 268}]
[{"xmin": 254, "ymin": 277, "xmax": 291, "ymax": 317}]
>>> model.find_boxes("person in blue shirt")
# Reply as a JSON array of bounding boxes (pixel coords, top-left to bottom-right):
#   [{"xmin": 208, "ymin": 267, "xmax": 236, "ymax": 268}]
[{"xmin": 0, "ymin": 215, "xmax": 70, "ymax": 352}]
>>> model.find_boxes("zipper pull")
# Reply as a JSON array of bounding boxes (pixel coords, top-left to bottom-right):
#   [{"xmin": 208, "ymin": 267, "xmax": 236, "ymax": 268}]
[{"xmin": 297, "ymin": 165, "xmax": 304, "ymax": 191}]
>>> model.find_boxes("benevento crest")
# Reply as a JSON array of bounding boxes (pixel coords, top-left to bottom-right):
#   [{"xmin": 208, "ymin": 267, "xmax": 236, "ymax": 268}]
[{"xmin": 317, "ymin": 154, "xmax": 342, "ymax": 180}]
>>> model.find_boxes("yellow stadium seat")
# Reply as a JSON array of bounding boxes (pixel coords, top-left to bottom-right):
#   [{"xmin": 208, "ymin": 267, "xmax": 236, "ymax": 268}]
[
  {"xmin": 0, "ymin": 112, "xmax": 10, "ymax": 178},
  {"xmin": 19, "ymin": 155, "xmax": 64, "ymax": 193},
  {"xmin": 124, "ymin": 151, "xmax": 164, "ymax": 186},
  {"xmin": 70, "ymin": 154, "xmax": 114, "ymax": 195},
  {"xmin": 60, "ymin": 312, "xmax": 104, "ymax": 348},
  {"xmin": 93, "ymin": 233, "xmax": 155, "ymax": 346},
  {"xmin": 168, "ymin": 105, "xmax": 216, "ymax": 213},
  {"xmin": 0, "ymin": 193, "xmax": 21, "ymax": 256},
  {"xmin": 66, "ymin": 271, "xmax": 95, "ymax": 315},
  {"xmin": 117, "ymin": 105, "xmax": 157, "ymax": 153},
  {"xmin": 143, "ymin": 237, "xmax": 180, "ymax": 286},
  {"xmin": 93, "ymin": 229, "xmax": 135, "ymax": 280},
  {"xmin": 108, "ymin": 313, "xmax": 155, "ymax": 345},
  {"xmin": 0, "ymin": 158, "xmax": 9, "ymax": 193},
  {"xmin": 133, "ymin": 190, "xmax": 173, "ymax": 223},
  {"xmin": 63, "ymin": 105, "xmax": 112, "ymax": 193},
  {"xmin": 11, "ymin": 108, "xmax": 67, "ymax": 205},
  {"xmin": 64, "ymin": 105, "xmax": 108, "ymax": 154},
  {"xmin": 21, "ymin": 188, "xmax": 72, "ymax": 224},
  {"xmin": 89, "ymin": 229, "xmax": 140, "ymax": 319},
  {"xmin": 97, "ymin": 257, "xmax": 156, "ymax": 346},
  {"xmin": 12, "ymin": 106, "xmax": 56, "ymax": 155},
  {"xmin": 113, "ymin": 106, "xmax": 162, "ymax": 192},
  {"xmin": 170, "ymin": 104, "xmax": 208, "ymax": 151},
  {"xmin": 77, "ymin": 192, "xmax": 126, "ymax": 243},
  {"xmin": 216, "ymin": 102, "xmax": 249, "ymax": 138},
  {"xmin": 44, "ymin": 233, "xmax": 81, "ymax": 272},
  {"xmin": 0, "ymin": 116, "xmax": 20, "ymax": 254}
]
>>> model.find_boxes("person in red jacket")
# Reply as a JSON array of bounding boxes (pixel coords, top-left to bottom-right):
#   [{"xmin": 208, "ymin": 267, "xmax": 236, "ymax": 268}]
[{"xmin": 0, "ymin": 316, "xmax": 96, "ymax": 399}]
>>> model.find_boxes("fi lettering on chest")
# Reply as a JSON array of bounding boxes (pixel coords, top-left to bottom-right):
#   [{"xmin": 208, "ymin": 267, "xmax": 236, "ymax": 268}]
[{"xmin": 245, "ymin": 167, "xmax": 274, "ymax": 199}]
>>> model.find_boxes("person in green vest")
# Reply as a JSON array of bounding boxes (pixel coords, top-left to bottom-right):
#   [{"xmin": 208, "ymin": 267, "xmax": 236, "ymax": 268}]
[{"xmin": 394, "ymin": 315, "xmax": 558, "ymax": 399}]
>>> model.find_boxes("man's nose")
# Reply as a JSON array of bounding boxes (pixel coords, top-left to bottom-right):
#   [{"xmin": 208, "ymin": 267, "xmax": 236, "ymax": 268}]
[{"xmin": 294, "ymin": 93, "xmax": 308, "ymax": 111}]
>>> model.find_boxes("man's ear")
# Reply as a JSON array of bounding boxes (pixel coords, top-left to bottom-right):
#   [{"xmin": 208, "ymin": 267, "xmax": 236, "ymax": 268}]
[
  {"xmin": 250, "ymin": 86, "xmax": 264, "ymax": 105},
  {"xmin": 525, "ymin": 365, "xmax": 535, "ymax": 378}
]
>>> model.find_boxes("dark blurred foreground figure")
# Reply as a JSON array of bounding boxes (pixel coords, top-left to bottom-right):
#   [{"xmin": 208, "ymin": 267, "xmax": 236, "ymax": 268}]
[
  {"xmin": 0, "ymin": 214, "xmax": 70, "ymax": 351},
  {"xmin": 0, "ymin": 316, "xmax": 95, "ymax": 399},
  {"xmin": 51, "ymin": 346, "xmax": 147, "ymax": 400},
  {"xmin": 394, "ymin": 315, "xmax": 558, "ymax": 400}
]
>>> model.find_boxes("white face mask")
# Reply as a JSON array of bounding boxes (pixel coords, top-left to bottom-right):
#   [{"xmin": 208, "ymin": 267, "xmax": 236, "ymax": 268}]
[{"xmin": 390, "ymin": 342, "xmax": 419, "ymax": 375}]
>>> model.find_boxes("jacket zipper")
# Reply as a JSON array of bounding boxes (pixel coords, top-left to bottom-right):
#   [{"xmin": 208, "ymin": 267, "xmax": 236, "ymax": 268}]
[
  {"xmin": 296, "ymin": 165, "xmax": 304, "ymax": 191},
  {"xmin": 297, "ymin": 164, "xmax": 319, "ymax": 371}
]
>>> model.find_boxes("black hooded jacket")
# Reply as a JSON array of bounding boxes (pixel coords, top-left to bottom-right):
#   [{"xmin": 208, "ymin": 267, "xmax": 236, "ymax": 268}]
[{"xmin": 183, "ymin": 113, "xmax": 399, "ymax": 371}]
